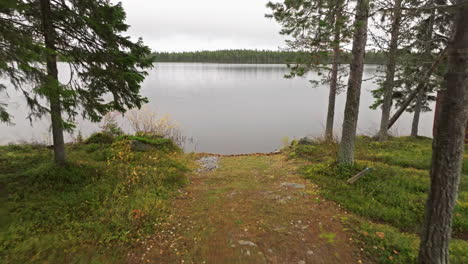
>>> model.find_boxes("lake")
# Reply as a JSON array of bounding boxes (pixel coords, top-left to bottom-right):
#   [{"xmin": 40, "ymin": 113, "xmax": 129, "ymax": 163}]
[{"xmin": 0, "ymin": 63, "xmax": 435, "ymax": 154}]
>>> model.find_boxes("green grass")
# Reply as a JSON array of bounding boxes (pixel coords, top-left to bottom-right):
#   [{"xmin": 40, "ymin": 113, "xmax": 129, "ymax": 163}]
[
  {"xmin": 345, "ymin": 217, "xmax": 468, "ymax": 264},
  {"xmin": 290, "ymin": 136, "xmax": 468, "ymax": 262},
  {"xmin": 0, "ymin": 137, "xmax": 191, "ymax": 263},
  {"xmin": 116, "ymin": 135, "xmax": 179, "ymax": 151}
]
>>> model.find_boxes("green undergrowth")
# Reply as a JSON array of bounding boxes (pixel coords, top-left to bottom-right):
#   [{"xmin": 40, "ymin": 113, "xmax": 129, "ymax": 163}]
[
  {"xmin": 116, "ymin": 135, "xmax": 178, "ymax": 152},
  {"xmin": 289, "ymin": 136, "xmax": 468, "ymax": 262},
  {"xmin": 0, "ymin": 136, "xmax": 192, "ymax": 263},
  {"xmin": 344, "ymin": 217, "xmax": 468, "ymax": 263}
]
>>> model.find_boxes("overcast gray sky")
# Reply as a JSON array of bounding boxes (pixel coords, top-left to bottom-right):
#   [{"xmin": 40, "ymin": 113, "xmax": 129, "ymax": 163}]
[{"xmin": 115, "ymin": 0, "xmax": 286, "ymax": 52}]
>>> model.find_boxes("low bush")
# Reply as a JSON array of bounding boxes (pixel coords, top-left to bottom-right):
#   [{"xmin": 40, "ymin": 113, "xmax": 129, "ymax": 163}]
[
  {"xmin": 0, "ymin": 138, "xmax": 191, "ymax": 263},
  {"xmin": 116, "ymin": 135, "xmax": 180, "ymax": 152},
  {"xmin": 85, "ymin": 132, "xmax": 115, "ymax": 145}
]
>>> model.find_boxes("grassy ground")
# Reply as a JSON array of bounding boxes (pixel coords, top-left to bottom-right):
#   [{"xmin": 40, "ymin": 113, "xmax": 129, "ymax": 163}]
[
  {"xmin": 288, "ymin": 136, "xmax": 468, "ymax": 263},
  {"xmin": 0, "ymin": 136, "xmax": 192, "ymax": 264},
  {"xmin": 2, "ymin": 135, "xmax": 467, "ymax": 264}
]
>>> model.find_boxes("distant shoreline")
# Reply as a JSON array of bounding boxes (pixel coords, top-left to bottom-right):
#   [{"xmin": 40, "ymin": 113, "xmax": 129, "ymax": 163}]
[{"xmin": 151, "ymin": 49, "xmax": 387, "ymax": 65}]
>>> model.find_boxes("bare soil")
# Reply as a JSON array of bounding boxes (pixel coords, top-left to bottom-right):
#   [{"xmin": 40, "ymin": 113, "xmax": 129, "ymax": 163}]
[{"xmin": 129, "ymin": 154, "xmax": 371, "ymax": 264}]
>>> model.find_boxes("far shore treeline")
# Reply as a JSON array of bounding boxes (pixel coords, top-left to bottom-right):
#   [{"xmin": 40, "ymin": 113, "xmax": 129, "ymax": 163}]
[{"xmin": 152, "ymin": 49, "xmax": 387, "ymax": 64}]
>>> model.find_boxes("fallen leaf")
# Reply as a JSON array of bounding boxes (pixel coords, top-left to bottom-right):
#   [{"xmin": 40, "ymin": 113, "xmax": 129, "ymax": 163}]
[{"xmin": 375, "ymin": 232, "xmax": 385, "ymax": 239}]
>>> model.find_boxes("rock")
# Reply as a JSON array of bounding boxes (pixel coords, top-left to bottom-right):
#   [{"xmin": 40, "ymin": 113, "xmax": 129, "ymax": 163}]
[
  {"xmin": 281, "ymin": 182, "xmax": 306, "ymax": 189},
  {"xmin": 307, "ymin": 250, "xmax": 314, "ymax": 255},
  {"xmin": 197, "ymin": 156, "xmax": 220, "ymax": 172},
  {"xmin": 238, "ymin": 240, "xmax": 257, "ymax": 247},
  {"xmin": 278, "ymin": 196, "xmax": 292, "ymax": 204},
  {"xmin": 298, "ymin": 261, "xmax": 306, "ymax": 264}
]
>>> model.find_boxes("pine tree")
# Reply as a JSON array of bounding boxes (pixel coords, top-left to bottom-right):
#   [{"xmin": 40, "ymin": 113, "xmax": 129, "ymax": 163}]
[
  {"xmin": 418, "ymin": 0, "xmax": 468, "ymax": 261},
  {"xmin": 266, "ymin": 0, "xmax": 352, "ymax": 140},
  {"xmin": 376, "ymin": 0, "xmax": 403, "ymax": 141},
  {"xmin": 337, "ymin": 0, "xmax": 370, "ymax": 164},
  {"xmin": 370, "ymin": 0, "xmax": 451, "ymax": 134}
]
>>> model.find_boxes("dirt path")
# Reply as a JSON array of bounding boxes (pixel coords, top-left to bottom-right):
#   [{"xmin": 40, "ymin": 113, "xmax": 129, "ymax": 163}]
[{"xmin": 130, "ymin": 154, "xmax": 369, "ymax": 264}]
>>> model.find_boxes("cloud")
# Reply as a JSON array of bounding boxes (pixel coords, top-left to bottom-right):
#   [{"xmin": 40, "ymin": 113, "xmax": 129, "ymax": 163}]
[{"xmin": 114, "ymin": 0, "xmax": 286, "ymax": 51}]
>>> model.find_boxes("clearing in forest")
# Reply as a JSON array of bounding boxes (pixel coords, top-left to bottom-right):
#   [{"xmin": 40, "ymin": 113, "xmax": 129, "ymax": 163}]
[{"xmin": 130, "ymin": 154, "xmax": 368, "ymax": 264}]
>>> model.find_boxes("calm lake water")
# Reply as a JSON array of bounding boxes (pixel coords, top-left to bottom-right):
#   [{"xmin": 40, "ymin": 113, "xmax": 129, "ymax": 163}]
[{"xmin": 1, "ymin": 63, "xmax": 434, "ymax": 154}]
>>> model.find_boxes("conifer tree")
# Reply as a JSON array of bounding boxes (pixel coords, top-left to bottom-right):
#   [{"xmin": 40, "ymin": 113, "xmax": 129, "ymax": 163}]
[
  {"xmin": 418, "ymin": 0, "xmax": 468, "ymax": 261},
  {"xmin": 337, "ymin": 0, "xmax": 370, "ymax": 164},
  {"xmin": 267, "ymin": 0, "xmax": 352, "ymax": 140},
  {"xmin": 0, "ymin": 0, "xmax": 154, "ymax": 163}
]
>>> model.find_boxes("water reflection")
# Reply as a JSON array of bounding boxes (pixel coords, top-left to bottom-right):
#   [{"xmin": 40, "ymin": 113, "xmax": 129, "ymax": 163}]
[{"xmin": 0, "ymin": 63, "xmax": 434, "ymax": 154}]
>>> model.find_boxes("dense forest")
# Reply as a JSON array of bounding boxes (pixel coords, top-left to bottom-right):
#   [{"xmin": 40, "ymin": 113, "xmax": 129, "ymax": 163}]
[{"xmin": 152, "ymin": 49, "xmax": 387, "ymax": 64}]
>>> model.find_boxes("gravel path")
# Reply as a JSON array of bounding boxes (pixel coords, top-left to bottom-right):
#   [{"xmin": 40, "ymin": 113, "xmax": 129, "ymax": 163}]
[{"xmin": 197, "ymin": 156, "xmax": 220, "ymax": 172}]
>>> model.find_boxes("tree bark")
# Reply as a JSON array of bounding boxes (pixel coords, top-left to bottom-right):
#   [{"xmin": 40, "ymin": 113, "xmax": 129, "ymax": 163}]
[
  {"xmin": 325, "ymin": 5, "xmax": 343, "ymax": 141},
  {"xmin": 377, "ymin": 0, "xmax": 402, "ymax": 141},
  {"xmin": 39, "ymin": 0, "xmax": 66, "ymax": 164},
  {"xmin": 411, "ymin": 87, "xmax": 424, "ymax": 136},
  {"xmin": 337, "ymin": 0, "xmax": 369, "ymax": 164},
  {"xmin": 418, "ymin": 1, "xmax": 468, "ymax": 263}
]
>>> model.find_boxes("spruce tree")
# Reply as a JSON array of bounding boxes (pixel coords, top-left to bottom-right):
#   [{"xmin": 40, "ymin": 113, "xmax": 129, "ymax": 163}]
[{"xmin": 1, "ymin": 0, "xmax": 154, "ymax": 163}]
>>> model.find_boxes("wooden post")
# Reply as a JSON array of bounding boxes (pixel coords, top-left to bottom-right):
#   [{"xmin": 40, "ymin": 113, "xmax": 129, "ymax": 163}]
[{"xmin": 347, "ymin": 167, "xmax": 373, "ymax": 184}]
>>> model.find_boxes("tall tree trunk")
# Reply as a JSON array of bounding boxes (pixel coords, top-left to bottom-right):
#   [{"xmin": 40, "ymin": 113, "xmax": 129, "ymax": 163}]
[
  {"xmin": 337, "ymin": 0, "xmax": 369, "ymax": 164},
  {"xmin": 387, "ymin": 48, "xmax": 446, "ymax": 129},
  {"xmin": 39, "ymin": 0, "xmax": 66, "ymax": 164},
  {"xmin": 411, "ymin": 6, "xmax": 434, "ymax": 138},
  {"xmin": 377, "ymin": 0, "xmax": 402, "ymax": 141},
  {"xmin": 411, "ymin": 88, "xmax": 424, "ymax": 136},
  {"xmin": 388, "ymin": 6, "xmax": 437, "ymax": 131},
  {"xmin": 325, "ymin": 5, "xmax": 342, "ymax": 141},
  {"xmin": 418, "ymin": 2, "xmax": 468, "ymax": 263}
]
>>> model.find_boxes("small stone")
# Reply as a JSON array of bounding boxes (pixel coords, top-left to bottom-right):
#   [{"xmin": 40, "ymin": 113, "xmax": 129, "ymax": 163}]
[
  {"xmin": 298, "ymin": 261, "xmax": 306, "ymax": 264},
  {"xmin": 238, "ymin": 240, "xmax": 257, "ymax": 247},
  {"xmin": 307, "ymin": 250, "xmax": 314, "ymax": 255},
  {"xmin": 281, "ymin": 182, "xmax": 306, "ymax": 189}
]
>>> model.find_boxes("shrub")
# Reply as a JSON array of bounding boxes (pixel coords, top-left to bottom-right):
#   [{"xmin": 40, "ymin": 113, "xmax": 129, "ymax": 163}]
[
  {"xmin": 116, "ymin": 135, "xmax": 180, "ymax": 152},
  {"xmin": 85, "ymin": 132, "xmax": 115, "ymax": 144},
  {"xmin": 126, "ymin": 106, "xmax": 192, "ymax": 147},
  {"xmin": 100, "ymin": 112, "xmax": 124, "ymax": 137}
]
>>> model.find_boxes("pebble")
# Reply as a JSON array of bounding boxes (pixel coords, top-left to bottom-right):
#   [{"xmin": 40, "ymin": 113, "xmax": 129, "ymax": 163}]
[
  {"xmin": 280, "ymin": 182, "xmax": 306, "ymax": 189},
  {"xmin": 238, "ymin": 240, "xmax": 257, "ymax": 247}
]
